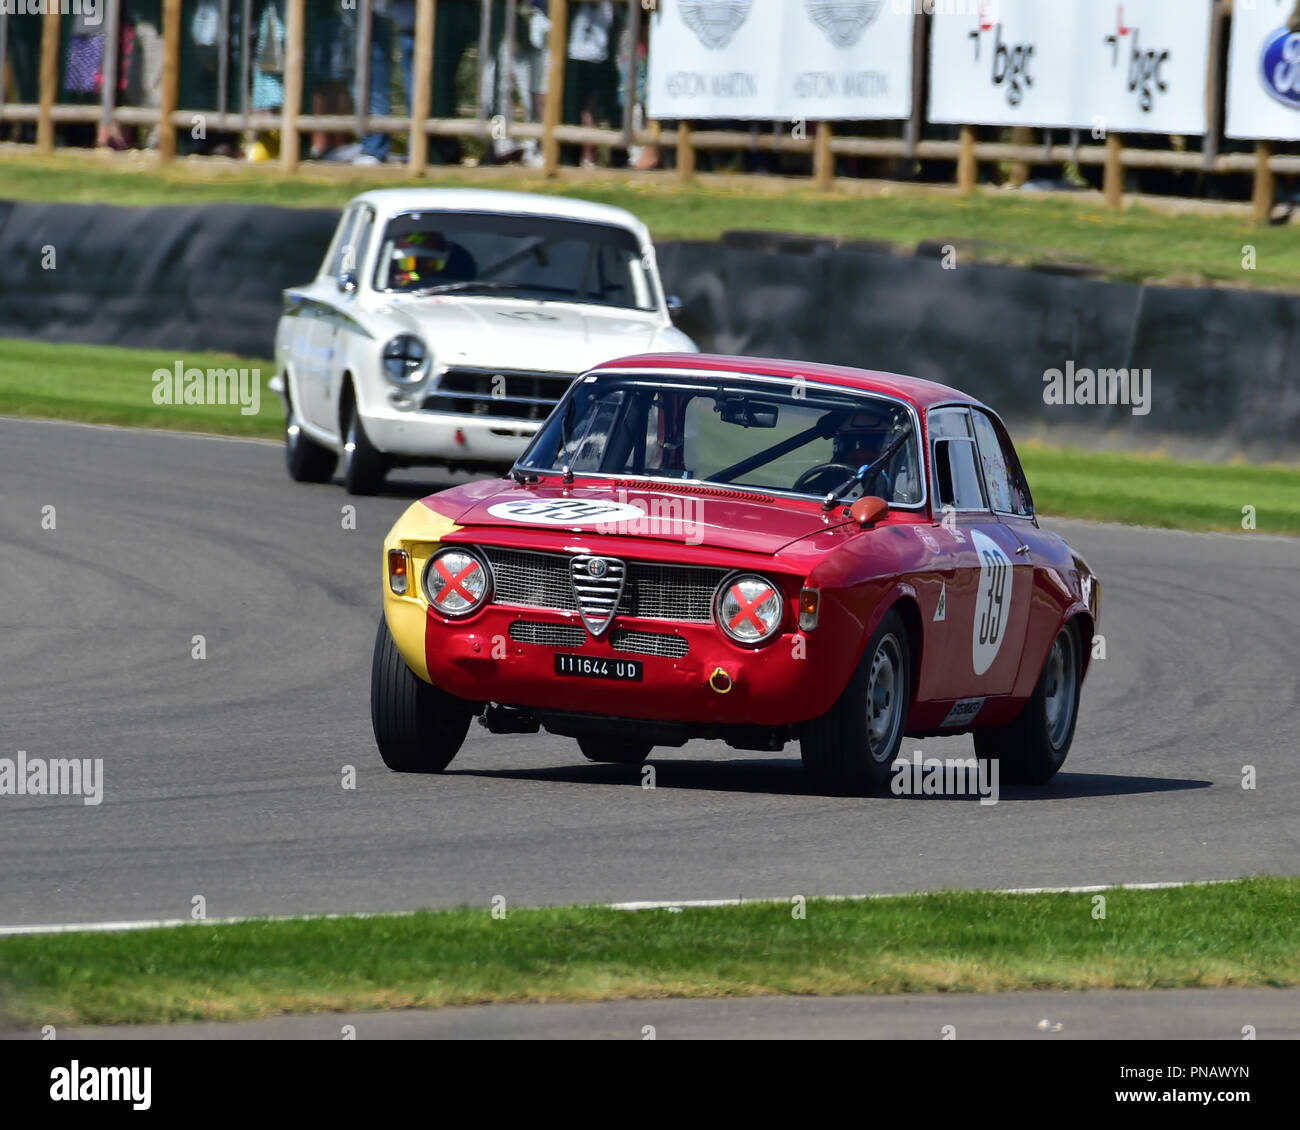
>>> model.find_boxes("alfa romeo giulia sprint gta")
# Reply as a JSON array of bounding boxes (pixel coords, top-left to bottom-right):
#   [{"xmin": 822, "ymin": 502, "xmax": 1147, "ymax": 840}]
[{"xmin": 371, "ymin": 355, "xmax": 1100, "ymax": 794}]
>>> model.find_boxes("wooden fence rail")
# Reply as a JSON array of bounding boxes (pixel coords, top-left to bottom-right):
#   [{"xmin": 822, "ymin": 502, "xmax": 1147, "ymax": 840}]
[{"xmin": 2, "ymin": 0, "xmax": 1293, "ymax": 222}]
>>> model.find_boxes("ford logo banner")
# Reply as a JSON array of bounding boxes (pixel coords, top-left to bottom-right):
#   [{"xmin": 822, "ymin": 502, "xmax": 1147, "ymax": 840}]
[{"xmin": 1261, "ymin": 26, "xmax": 1300, "ymax": 109}]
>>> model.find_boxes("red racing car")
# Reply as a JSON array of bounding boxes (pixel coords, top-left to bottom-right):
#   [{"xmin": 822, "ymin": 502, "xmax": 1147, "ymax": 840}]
[{"xmin": 372, "ymin": 354, "xmax": 1099, "ymax": 793}]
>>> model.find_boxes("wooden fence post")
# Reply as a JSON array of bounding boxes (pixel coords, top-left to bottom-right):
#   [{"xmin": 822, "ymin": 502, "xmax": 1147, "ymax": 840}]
[
  {"xmin": 37, "ymin": 6, "xmax": 60, "ymax": 153},
  {"xmin": 543, "ymin": 0, "xmax": 569, "ymax": 176},
  {"xmin": 1104, "ymin": 132, "xmax": 1124, "ymax": 209},
  {"xmin": 158, "ymin": 0, "xmax": 182, "ymax": 161},
  {"xmin": 957, "ymin": 125, "xmax": 976, "ymax": 193},
  {"xmin": 814, "ymin": 120, "xmax": 834, "ymax": 191},
  {"xmin": 1253, "ymin": 142, "xmax": 1275, "ymax": 224},
  {"xmin": 409, "ymin": 0, "xmax": 437, "ymax": 174},
  {"xmin": 281, "ymin": 0, "xmax": 305, "ymax": 171},
  {"xmin": 677, "ymin": 120, "xmax": 695, "ymax": 183}
]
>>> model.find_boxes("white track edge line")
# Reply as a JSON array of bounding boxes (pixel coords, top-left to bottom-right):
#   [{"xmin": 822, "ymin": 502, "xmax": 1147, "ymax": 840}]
[{"xmin": 0, "ymin": 879, "xmax": 1238, "ymax": 936}]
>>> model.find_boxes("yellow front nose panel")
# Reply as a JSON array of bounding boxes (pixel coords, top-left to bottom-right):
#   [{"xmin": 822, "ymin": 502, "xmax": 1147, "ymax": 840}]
[{"xmin": 381, "ymin": 501, "xmax": 462, "ymax": 683}]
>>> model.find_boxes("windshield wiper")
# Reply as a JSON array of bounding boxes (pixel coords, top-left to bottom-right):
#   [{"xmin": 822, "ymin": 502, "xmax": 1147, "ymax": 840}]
[
  {"xmin": 822, "ymin": 430, "xmax": 912, "ymax": 513},
  {"xmin": 411, "ymin": 280, "xmax": 579, "ymax": 298},
  {"xmin": 410, "ymin": 280, "xmax": 532, "ymax": 296}
]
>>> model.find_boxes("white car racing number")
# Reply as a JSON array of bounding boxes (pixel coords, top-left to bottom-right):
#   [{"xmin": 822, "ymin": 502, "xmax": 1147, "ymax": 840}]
[
  {"xmin": 486, "ymin": 498, "xmax": 645, "ymax": 527},
  {"xmin": 971, "ymin": 530, "xmax": 1012, "ymax": 676}
]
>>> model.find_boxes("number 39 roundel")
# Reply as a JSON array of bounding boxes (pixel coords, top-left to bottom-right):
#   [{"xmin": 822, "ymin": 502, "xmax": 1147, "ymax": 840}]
[{"xmin": 970, "ymin": 530, "xmax": 1013, "ymax": 676}]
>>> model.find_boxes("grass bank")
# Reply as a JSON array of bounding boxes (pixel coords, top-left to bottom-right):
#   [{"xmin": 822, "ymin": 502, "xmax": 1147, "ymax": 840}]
[
  {"xmin": 2, "ymin": 153, "xmax": 1296, "ymax": 289},
  {"xmin": 3, "ymin": 338, "xmax": 1296, "ymax": 535},
  {"xmin": 1, "ymin": 879, "xmax": 1295, "ymax": 1027}
]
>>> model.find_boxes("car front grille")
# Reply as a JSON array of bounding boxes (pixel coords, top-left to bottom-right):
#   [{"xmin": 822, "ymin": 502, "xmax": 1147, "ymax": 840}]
[
  {"xmin": 611, "ymin": 629, "xmax": 690, "ymax": 658},
  {"xmin": 422, "ymin": 367, "xmax": 575, "ymax": 421},
  {"xmin": 481, "ymin": 547, "xmax": 726, "ymax": 623},
  {"xmin": 509, "ymin": 621, "xmax": 587, "ymax": 648}
]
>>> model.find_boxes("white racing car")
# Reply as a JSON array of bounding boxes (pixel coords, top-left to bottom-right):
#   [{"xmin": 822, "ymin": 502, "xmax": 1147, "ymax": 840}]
[{"xmin": 273, "ymin": 188, "xmax": 697, "ymax": 493}]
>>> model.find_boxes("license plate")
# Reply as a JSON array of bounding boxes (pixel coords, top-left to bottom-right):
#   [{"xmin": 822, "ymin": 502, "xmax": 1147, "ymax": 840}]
[{"xmin": 554, "ymin": 654, "xmax": 643, "ymax": 681}]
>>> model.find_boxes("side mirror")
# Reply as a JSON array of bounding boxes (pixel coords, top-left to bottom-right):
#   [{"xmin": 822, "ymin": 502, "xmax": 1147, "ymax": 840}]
[
  {"xmin": 337, "ymin": 269, "xmax": 358, "ymax": 295},
  {"xmin": 666, "ymin": 295, "xmax": 684, "ymax": 321},
  {"xmin": 850, "ymin": 495, "xmax": 889, "ymax": 528}
]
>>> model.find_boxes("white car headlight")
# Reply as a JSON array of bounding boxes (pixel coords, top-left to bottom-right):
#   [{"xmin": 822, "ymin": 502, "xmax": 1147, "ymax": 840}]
[
  {"xmin": 424, "ymin": 548, "xmax": 490, "ymax": 618},
  {"xmin": 715, "ymin": 573, "xmax": 784, "ymax": 645},
  {"xmin": 382, "ymin": 334, "xmax": 431, "ymax": 385}
]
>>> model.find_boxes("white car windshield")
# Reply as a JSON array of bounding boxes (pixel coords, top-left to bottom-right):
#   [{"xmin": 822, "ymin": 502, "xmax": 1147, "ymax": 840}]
[
  {"xmin": 372, "ymin": 211, "xmax": 657, "ymax": 311},
  {"xmin": 517, "ymin": 373, "xmax": 925, "ymax": 506}
]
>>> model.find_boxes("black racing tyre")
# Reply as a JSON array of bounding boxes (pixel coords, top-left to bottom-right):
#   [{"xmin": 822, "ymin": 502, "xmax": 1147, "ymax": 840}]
[
  {"xmin": 577, "ymin": 738, "xmax": 653, "ymax": 765},
  {"xmin": 370, "ymin": 617, "xmax": 473, "ymax": 773},
  {"xmin": 801, "ymin": 608, "xmax": 912, "ymax": 795},
  {"xmin": 342, "ymin": 393, "xmax": 389, "ymax": 495},
  {"xmin": 973, "ymin": 621, "xmax": 1081, "ymax": 786},
  {"xmin": 284, "ymin": 392, "xmax": 338, "ymax": 483}
]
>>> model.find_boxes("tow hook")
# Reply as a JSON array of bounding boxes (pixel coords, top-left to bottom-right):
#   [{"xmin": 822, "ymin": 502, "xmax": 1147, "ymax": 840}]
[{"xmin": 709, "ymin": 667, "xmax": 734, "ymax": 694}]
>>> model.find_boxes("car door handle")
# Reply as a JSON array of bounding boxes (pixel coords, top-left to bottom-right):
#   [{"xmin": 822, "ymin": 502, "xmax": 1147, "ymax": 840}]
[{"xmin": 1015, "ymin": 544, "xmax": 1031, "ymax": 556}]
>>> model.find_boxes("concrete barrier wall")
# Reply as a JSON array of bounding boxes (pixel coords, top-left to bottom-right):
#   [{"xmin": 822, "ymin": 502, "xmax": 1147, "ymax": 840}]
[{"xmin": 1, "ymin": 202, "xmax": 1295, "ymax": 462}]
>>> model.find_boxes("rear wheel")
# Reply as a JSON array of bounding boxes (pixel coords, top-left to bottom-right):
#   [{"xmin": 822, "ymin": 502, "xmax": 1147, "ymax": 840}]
[
  {"xmin": 371, "ymin": 617, "xmax": 473, "ymax": 773},
  {"xmin": 974, "ymin": 621, "xmax": 1081, "ymax": 785},
  {"xmin": 342, "ymin": 391, "xmax": 388, "ymax": 495},
  {"xmin": 578, "ymin": 738, "xmax": 653, "ymax": 765},
  {"xmin": 284, "ymin": 391, "xmax": 338, "ymax": 483},
  {"xmin": 801, "ymin": 609, "xmax": 911, "ymax": 795}
]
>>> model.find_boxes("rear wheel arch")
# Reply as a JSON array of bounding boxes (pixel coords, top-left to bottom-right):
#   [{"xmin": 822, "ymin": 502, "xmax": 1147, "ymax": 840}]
[
  {"xmin": 1067, "ymin": 609, "xmax": 1095, "ymax": 681},
  {"xmin": 889, "ymin": 594, "xmax": 925, "ymax": 696}
]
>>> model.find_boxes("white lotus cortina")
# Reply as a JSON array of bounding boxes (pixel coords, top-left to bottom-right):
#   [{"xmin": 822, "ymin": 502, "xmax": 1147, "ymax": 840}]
[{"xmin": 273, "ymin": 188, "xmax": 697, "ymax": 494}]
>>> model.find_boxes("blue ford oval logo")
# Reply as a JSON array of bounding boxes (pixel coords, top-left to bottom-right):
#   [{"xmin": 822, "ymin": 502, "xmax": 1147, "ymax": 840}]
[{"xmin": 1261, "ymin": 27, "xmax": 1300, "ymax": 109}]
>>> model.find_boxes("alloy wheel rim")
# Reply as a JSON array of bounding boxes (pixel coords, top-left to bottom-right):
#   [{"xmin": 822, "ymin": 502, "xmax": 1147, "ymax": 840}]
[
  {"xmin": 866, "ymin": 634, "xmax": 904, "ymax": 763},
  {"xmin": 1044, "ymin": 630, "xmax": 1077, "ymax": 749}
]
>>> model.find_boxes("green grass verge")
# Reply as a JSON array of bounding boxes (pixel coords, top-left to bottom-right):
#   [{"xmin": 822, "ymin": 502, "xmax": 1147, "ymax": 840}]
[
  {"xmin": 2, "ymin": 154, "xmax": 1296, "ymax": 289},
  {"xmin": 0, "ymin": 338, "xmax": 280, "ymax": 438},
  {"xmin": 0, "ymin": 880, "xmax": 1295, "ymax": 1027},
  {"xmin": 3, "ymin": 338, "xmax": 1296, "ymax": 535},
  {"xmin": 1018, "ymin": 443, "xmax": 1300, "ymax": 536}
]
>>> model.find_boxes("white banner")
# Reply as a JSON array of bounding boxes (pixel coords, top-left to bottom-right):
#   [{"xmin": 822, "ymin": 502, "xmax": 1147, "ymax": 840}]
[
  {"xmin": 928, "ymin": 0, "xmax": 1079, "ymax": 128},
  {"xmin": 929, "ymin": 0, "xmax": 1211, "ymax": 134},
  {"xmin": 646, "ymin": 1, "xmax": 914, "ymax": 121},
  {"xmin": 1226, "ymin": 0, "xmax": 1300, "ymax": 140},
  {"xmin": 1074, "ymin": 0, "xmax": 1212, "ymax": 135},
  {"xmin": 780, "ymin": 2, "xmax": 914, "ymax": 121}
]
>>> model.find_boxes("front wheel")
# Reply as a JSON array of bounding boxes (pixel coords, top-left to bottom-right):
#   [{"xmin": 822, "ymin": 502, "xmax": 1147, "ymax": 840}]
[
  {"xmin": 801, "ymin": 608, "xmax": 912, "ymax": 795},
  {"xmin": 285, "ymin": 398, "xmax": 338, "ymax": 483},
  {"xmin": 370, "ymin": 618, "xmax": 474, "ymax": 773},
  {"xmin": 974, "ymin": 621, "xmax": 1081, "ymax": 785},
  {"xmin": 342, "ymin": 396, "xmax": 389, "ymax": 495},
  {"xmin": 578, "ymin": 738, "xmax": 653, "ymax": 765}
]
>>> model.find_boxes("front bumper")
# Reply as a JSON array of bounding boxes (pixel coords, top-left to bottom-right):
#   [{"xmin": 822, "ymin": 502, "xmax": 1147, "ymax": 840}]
[
  {"xmin": 420, "ymin": 604, "xmax": 848, "ymax": 728},
  {"xmin": 363, "ymin": 404, "xmax": 541, "ymax": 463}
]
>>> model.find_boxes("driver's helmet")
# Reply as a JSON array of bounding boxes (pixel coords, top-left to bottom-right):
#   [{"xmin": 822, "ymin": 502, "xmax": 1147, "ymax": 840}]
[
  {"xmin": 833, "ymin": 412, "xmax": 892, "ymax": 467},
  {"xmin": 391, "ymin": 230, "xmax": 452, "ymax": 288}
]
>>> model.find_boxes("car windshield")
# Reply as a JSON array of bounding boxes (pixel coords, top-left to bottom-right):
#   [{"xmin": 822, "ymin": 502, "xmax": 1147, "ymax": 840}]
[
  {"xmin": 372, "ymin": 211, "xmax": 657, "ymax": 311},
  {"xmin": 516, "ymin": 373, "xmax": 925, "ymax": 506}
]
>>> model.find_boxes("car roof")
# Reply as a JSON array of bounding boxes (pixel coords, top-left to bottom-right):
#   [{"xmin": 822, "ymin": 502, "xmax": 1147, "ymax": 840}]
[
  {"xmin": 344, "ymin": 188, "xmax": 651, "ymax": 243},
  {"xmin": 593, "ymin": 353, "xmax": 981, "ymax": 413}
]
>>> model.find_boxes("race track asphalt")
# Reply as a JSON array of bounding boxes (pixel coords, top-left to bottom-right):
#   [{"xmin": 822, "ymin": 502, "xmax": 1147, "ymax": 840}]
[
  {"xmin": 18, "ymin": 988, "xmax": 1300, "ymax": 1041},
  {"xmin": 1, "ymin": 416, "xmax": 1297, "ymax": 928}
]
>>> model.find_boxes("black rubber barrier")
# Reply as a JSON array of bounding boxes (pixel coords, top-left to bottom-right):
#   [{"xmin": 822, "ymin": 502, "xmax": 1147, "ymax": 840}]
[
  {"xmin": 1, "ymin": 201, "xmax": 1295, "ymax": 460},
  {"xmin": 0, "ymin": 201, "xmax": 338, "ymax": 360}
]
